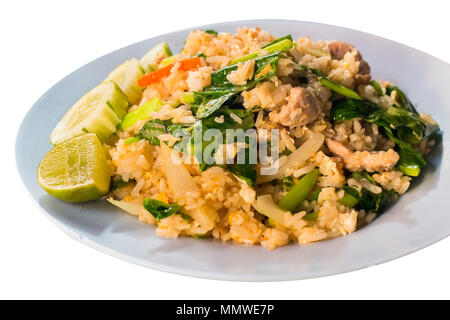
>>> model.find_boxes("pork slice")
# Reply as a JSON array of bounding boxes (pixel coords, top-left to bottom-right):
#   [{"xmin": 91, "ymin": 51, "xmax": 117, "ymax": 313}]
[
  {"xmin": 326, "ymin": 139, "xmax": 399, "ymax": 173},
  {"xmin": 327, "ymin": 41, "xmax": 371, "ymax": 85},
  {"xmin": 269, "ymin": 87, "xmax": 322, "ymax": 127}
]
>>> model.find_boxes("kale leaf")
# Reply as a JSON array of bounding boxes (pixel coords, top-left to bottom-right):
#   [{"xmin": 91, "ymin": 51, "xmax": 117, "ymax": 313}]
[
  {"xmin": 330, "ymin": 98, "xmax": 429, "ymax": 176},
  {"xmin": 143, "ymin": 199, "xmax": 181, "ymax": 220}
]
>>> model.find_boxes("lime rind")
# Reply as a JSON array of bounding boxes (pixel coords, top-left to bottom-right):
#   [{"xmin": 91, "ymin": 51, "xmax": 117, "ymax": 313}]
[{"xmin": 38, "ymin": 134, "xmax": 111, "ymax": 202}]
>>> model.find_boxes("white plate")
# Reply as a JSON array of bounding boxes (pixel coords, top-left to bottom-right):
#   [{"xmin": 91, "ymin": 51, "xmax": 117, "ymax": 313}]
[{"xmin": 16, "ymin": 19, "xmax": 449, "ymax": 281}]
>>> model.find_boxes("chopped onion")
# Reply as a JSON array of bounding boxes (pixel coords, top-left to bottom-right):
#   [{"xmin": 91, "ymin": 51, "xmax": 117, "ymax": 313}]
[
  {"xmin": 107, "ymin": 198, "xmax": 143, "ymax": 216},
  {"xmin": 160, "ymin": 144, "xmax": 199, "ymax": 197},
  {"xmin": 258, "ymin": 132, "xmax": 324, "ymax": 183},
  {"xmin": 186, "ymin": 205, "xmax": 218, "ymax": 231},
  {"xmin": 160, "ymin": 144, "xmax": 217, "ymax": 230},
  {"xmin": 252, "ymin": 194, "xmax": 288, "ymax": 226}
]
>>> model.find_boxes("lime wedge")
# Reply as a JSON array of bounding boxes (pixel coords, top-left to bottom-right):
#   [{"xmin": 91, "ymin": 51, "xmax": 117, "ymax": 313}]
[{"xmin": 38, "ymin": 133, "xmax": 111, "ymax": 202}]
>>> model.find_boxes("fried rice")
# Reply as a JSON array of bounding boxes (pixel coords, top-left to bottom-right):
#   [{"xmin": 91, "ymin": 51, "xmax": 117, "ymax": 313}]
[{"xmin": 105, "ymin": 27, "xmax": 438, "ymax": 250}]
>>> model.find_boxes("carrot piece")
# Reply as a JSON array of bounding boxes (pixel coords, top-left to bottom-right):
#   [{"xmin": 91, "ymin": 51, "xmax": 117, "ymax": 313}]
[
  {"xmin": 137, "ymin": 64, "xmax": 172, "ymax": 87},
  {"xmin": 137, "ymin": 57, "xmax": 202, "ymax": 87},
  {"xmin": 178, "ymin": 56, "xmax": 201, "ymax": 71}
]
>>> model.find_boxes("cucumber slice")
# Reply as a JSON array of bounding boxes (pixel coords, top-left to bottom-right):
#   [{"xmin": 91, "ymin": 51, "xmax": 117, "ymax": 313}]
[
  {"xmin": 105, "ymin": 58, "xmax": 144, "ymax": 105},
  {"xmin": 140, "ymin": 41, "xmax": 172, "ymax": 73},
  {"xmin": 103, "ymin": 80, "xmax": 129, "ymax": 119},
  {"xmin": 50, "ymin": 81, "xmax": 126, "ymax": 145}
]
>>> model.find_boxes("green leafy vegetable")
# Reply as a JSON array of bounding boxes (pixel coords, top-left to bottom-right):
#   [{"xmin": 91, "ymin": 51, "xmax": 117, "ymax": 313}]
[
  {"xmin": 143, "ymin": 198, "xmax": 181, "ymax": 220},
  {"xmin": 195, "ymin": 109, "xmax": 257, "ymax": 184},
  {"xmin": 358, "ymin": 189, "xmax": 397, "ymax": 213},
  {"xmin": 262, "ymin": 35, "xmax": 293, "ymax": 49},
  {"xmin": 338, "ymin": 186, "xmax": 360, "ymax": 208},
  {"xmin": 210, "ymin": 64, "xmax": 239, "ymax": 87},
  {"xmin": 386, "ymin": 85, "xmax": 416, "ymax": 112},
  {"xmin": 179, "ymin": 213, "xmax": 192, "ymax": 221},
  {"xmin": 231, "ymin": 53, "xmax": 259, "ymax": 65},
  {"xmin": 195, "ymin": 53, "xmax": 207, "ymax": 59},
  {"xmin": 137, "ymin": 119, "xmax": 168, "ymax": 145},
  {"xmin": 295, "ymin": 65, "xmax": 362, "ymax": 100},
  {"xmin": 372, "ymin": 106, "xmax": 425, "ymax": 144},
  {"xmin": 396, "ymin": 148, "xmax": 422, "ymax": 177},
  {"xmin": 261, "ymin": 38, "xmax": 293, "ymax": 54},
  {"xmin": 137, "ymin": 118, "xmax": 192, "ymax": 150},
  {"xmin": 330, "ymin": 98, "xmax": 377, "ymax": 121},
  {"xmin": 351, "ymin": 171, "xmax": 377, "ymax": 185},
  {"xmin": 371, "ymin": 80, "xmax": 383, "ymax": 96},
  {"xmin": 253, "ymin": 52, "xmax": 280, "ymax": 81},
  {"xmin": 188, "ymin": 52, "xmax": 281, "ymax": 119},
  {"xmin": 227, "ymin": 158, "xmax": 257, "ymax": 186},
  {"xmin": 195, "ymin": 93, "xmax": 236, "ymax": 119},
  {"xmin": 278, "ymin": 169, "xmax": 320, "ymax": 212},
  {"xmin": 200, "ymin": 109, "xmax": 255, "ymax": 131},
  {"xmin": 119, "ymin": 98, "xmax": 163, "ymax": 130},
  {"xmin": 276, "ymin": 176, "xmax": 295, "ymax": 191},
  {"xmin": 190, "ymin": 52, "xmax": 282, "ymax": 119},
  {"xmin": 279, "ymin": 149, "xmax": 293, "ymax": 157},
  {"xmin": 385, "ymin": 86, "xmax": 439, "ymax": 137},
  {"xmin": 110, "ymin": 178, "xmax": 133, "ymax": 191},
  {"xmin": 124, "ymin": 137, "xmax": 141, "ymax": 145},
  {"xmin": 160, "ymin": 55, "xmax": 177, "ymax": 67},
  {"xmin": 204, "ymin": 29, "xmax": 218, "ymax": 36},
  {"xmin": 308, "ymin": 189, "xmax": 321, "ymax": 201},
  {"xmin": 181, "ymin": 92, "xmax": 195, "ymax": 104},
  {"xmin": 348, "ymin": 173, "xmax": 397, "ymax": 212},
  {"xmin": 331, "ymin": 99, "xmax": 428, "ymax": 176},
  {"xmin": 230, "ymin": 35, "xmax": 293, "ymax": 64},
  {"xmin": 303, "ymin": 211, "xmax": 319, "ymax": 221},
  {"xmin": 319, "ymin": 77, "xmax": 363, "ymax": 100},
  {"xmin": 209, "ymin": 52, "xmax": 280, "ymax": 90},
  {"xmin": 194, "ymin": 232, "xmax": 211, "ymax": 239},
  {"xmin": 146, "ymin": 107, "xmax": 256, "ymax": 184}
]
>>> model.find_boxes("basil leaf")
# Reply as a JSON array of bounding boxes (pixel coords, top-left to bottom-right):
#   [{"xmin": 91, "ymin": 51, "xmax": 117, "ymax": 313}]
[
  {"xmin": 295, "ymin": 64, "xmax": 362, "ymax": 99},
  {"xmin": 370, "ymin": 80, "xmax": 383, "ymax": 96},
  {"xmin": 338, "ymin": 186, "xmax": 360, "ymax": 208},
  {"xmin": 137, "ymin": 119, "xmax": 169, "ymax": 145},
  {"xmin": 204, "ymin": 29, "xmax": 218, "ymax": 36},
  {"xmin": 303, "ymin": 211, "xmax": 319, "ymax": 221},
  {"xmin": 143, "ymin": 199, "xmax": 181, "ymax": 220},
  {"xmin": 226, "ymin": 146, "xmax": 257, "ymax": 186},
  {"xmin": 191, "ymin": 52, "xmax": 282, "ymax": 118},
  {"xmin": 276, "ymin": 176, "xmax": 295, "ymax": 191},
  {"xmin": 195, "ymin": 93, "xmax": 236, "ymax": 119},
  {"xmin": 351, "ymin": 171, "xmax": 377, "ymax": 185},
  {"xmin": 330, "ymin": 99, "xmax": 428, "ymax": 176},
  {"xmin": 386, "ymin": 86, "xmax": 416, "ymax": 112},
  {"xmin": 111, "ymin": 178, "xmax": 133, "ymax": 191},
  {"xmin": 358, "ymin": 189, "xmax": 397, "ymax": 213},
  {"xmin": 330, "ymin": 99, "xmax": 378, "ymax": 121}
]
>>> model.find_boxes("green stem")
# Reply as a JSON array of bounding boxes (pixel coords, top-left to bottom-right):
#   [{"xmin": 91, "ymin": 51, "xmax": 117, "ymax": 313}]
[{"xmin": 277, "ymin": 169, "xmax": 320, "ymax": 212}]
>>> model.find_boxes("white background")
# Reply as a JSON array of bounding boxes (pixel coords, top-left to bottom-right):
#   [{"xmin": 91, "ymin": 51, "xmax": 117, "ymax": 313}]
[{"xmin": 2, "ymin": 0, "xmax": 449, "ymax": 300}]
